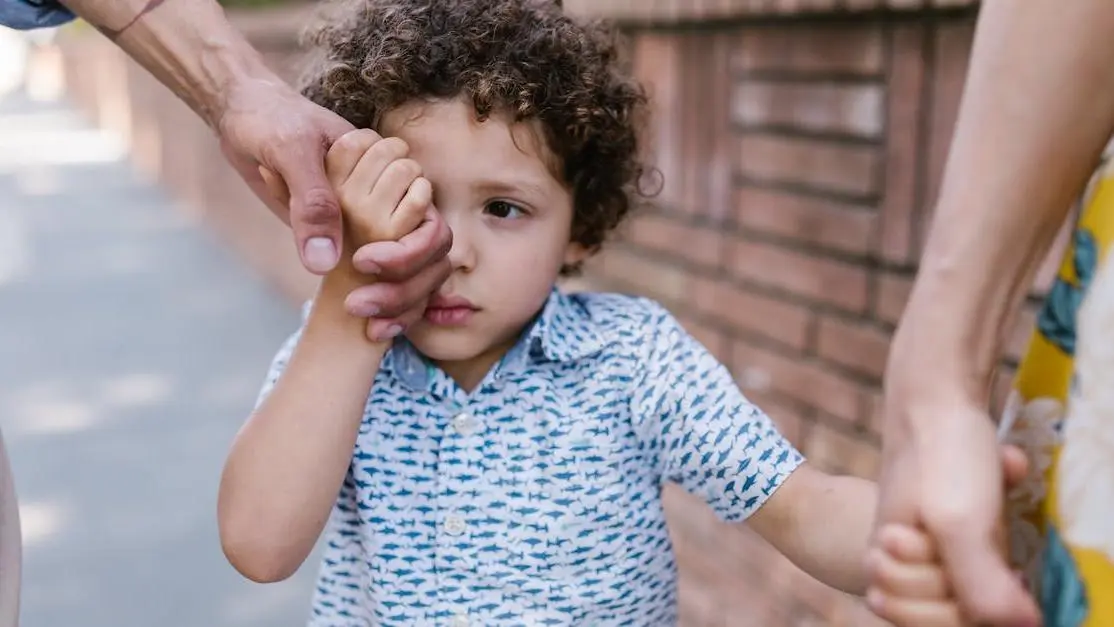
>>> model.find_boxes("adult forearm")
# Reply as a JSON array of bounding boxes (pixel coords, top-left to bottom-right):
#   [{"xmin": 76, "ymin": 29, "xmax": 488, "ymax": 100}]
[
  {"xmin": 218, "ymin": 281, "xmax": 386, "ymax": 583},
  {"xmin": 59, "ymin": 0, "xmax": 277, "ymax": 127},
  {"xmin": 887, "ymin": 0, "xmax": 1114, "ymax": 414}
]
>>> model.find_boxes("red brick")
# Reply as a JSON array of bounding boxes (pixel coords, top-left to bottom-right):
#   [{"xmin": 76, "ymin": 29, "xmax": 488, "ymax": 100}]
[
  {"xmin": 624, "ymin": 213, "xmax": 725, "ymax": 269},
  {"xmin": 692, "ymin": 276, "xmax": 813, "ymax": 349},
  {"xmin": 735, "ymin": 187, "xmax": 877, "ymax": 255},
  {"xmin": 676, "ymin": 311, "xmax": 731, "ymax": 364},
  {"xmin": 733, "ymin": 25, "xmax": 884, "ymax": 76},
  {"xmin": 865, "ymin": 390, "xmax": 885, "ymax": 435},
  {"xmin": 595, "ymin": 247, "xmax": 690, "ymax": 303},
  {"xmin": 875, "ymin": 272, "xmax": 913, "ymax": 324},
  {"xmin": 803, "ymin": 423, "xmax": 880, "ymax": 479},
  {"xmin": 732, "ymin": 81, "xmax": 884, "ymax": 137},
  {"xmin": 631, "ymin": 33, "xmax": 685, "ymax": 209},
  {"xmin": 733, "ymin": 343, "xmax": 863, "ymax": 423},
  {"xmin": 879, "ymin": 24, "xmax": 927, "ymax": 264},
  {"xmin": 728, "ymin": 239, "xmax": 870, "ymax": 312},
  {"xmin": 815, "ymin": 316, "xmax": 892, "ymax": 379},
  {"xmin": 741, "ymin": 389, "xmax": 810, "ymax": 446},
  {"xmin": 737, "ymin": 134, "xmax": 881, "ymax": 197}
]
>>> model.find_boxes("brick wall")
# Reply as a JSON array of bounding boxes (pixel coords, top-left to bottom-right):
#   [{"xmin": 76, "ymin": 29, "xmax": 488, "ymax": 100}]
[
  {"xmin": 48, "ymin": 2, "xmax": 1070, "ymax": 625},
  {"xmin": 575, "ymin": 5, "xmax": 1071, "ymax": 626}
]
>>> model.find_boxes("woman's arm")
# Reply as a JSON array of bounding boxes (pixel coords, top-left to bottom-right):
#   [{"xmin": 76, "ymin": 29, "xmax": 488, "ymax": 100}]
[
  {"xmin": 878, "ymin": 1, "xmax": 1114, "ymax": 624},
  {"xmin": 889, "ymin": 0, "xmax": 1114, "ymax": 409}
]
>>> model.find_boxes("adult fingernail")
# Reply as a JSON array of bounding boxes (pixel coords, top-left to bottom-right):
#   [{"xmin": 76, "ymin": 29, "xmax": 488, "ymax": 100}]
[
  {"xmin": 350, "ymin": 302, "xmax": 380, "ymax": 318},
  {"xmin": 304, "ymin": 237, "xmax": 338, "ymax": 273}
]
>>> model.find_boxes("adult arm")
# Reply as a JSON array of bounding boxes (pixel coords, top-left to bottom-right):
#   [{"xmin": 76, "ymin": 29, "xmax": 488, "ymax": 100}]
[{"xmin": 878, "ymin": 0, "xmax": 1114, "ymax": 624}]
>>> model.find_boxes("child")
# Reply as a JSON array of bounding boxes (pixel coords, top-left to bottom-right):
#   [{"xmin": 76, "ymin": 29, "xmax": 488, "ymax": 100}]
[{"xmin": 217, "ymin": 0, "xmax": 911, "ymax": 624}]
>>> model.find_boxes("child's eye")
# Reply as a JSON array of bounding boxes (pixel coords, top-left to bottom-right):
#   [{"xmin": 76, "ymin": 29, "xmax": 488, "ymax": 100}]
[{"xmin": 485, "ymin": 200, "xmax": 526, "ymax": 219}]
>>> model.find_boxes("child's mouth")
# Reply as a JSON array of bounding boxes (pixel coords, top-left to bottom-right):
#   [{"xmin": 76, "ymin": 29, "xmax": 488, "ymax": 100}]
[
  {"xmin": 423, "ymin": 306, "xmax": 476, "ymax": 326},
  {"xmin": 424, "ymin": 294, "xmax": 478, "ymax": 326}
]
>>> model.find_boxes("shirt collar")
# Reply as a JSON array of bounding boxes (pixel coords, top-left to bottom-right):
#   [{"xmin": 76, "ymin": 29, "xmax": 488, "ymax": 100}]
[{"xmin": 385, "ymin": 288, "xmax": 608, "ymax": 389}]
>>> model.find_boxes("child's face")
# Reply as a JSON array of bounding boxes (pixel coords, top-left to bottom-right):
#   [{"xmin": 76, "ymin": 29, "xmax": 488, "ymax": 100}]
[{"xmin": 380, "ymin": 98, "xmax": 587, "ymax": 383}]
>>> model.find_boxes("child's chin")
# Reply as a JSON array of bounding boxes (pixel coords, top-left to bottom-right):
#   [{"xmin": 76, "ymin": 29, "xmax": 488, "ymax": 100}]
[{"xmin": 405, "ymin": 327, "xmax": 487, "ymax": 362}]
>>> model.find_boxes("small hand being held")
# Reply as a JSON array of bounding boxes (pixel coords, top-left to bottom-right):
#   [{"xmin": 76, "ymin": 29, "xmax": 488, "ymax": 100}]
[{"xmin": 867, "ymin": 445, "xmax": 1034, "ymax": 627}]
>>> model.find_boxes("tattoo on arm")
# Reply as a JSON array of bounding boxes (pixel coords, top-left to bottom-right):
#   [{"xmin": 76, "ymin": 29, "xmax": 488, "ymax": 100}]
[{"xmin": 90, "ymin": 0, "xmax": 169, "ymax": 41}]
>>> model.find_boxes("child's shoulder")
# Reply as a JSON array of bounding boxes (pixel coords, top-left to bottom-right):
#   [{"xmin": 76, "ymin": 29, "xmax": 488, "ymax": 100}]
[{"xmin": 563, "ymin": 290, "xmax": 682, "ymax": 342}]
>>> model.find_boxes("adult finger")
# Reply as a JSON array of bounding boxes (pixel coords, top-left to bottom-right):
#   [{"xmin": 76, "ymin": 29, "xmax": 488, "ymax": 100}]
[
  {"xmin": 352, "ymin": 206, "xmax": 452, "ymax": 279},
  {"xmin": 928, "ymin": 510, "xmax": 1040, "ymax": 626},
  {"xmin": 364, "ymin": 301, "xmax": 427, "ymax": 343},
  {"xmin": 268, "ymin": 139, "xmax": 344, "ymax": 275},
  {"xmin": 344, "ymin": 257, "xmax": 451, "ymax": 319},
  {"xmin": 867, "ymin": 590, "xmax": 965, "ymax": 627}
]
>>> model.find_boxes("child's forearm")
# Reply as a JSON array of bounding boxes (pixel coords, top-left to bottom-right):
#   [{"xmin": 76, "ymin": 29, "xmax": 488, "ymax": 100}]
[
  {"xmin": 787, "ymin": 474, "xmax": 877, "ymax": 595},
  {"xmin": 749, "ymin": 467, "xmax": 877, "ymax": 595},
  {"xmin": 218, "ymin": 271, "xmax": 387, "ymax": 583}
]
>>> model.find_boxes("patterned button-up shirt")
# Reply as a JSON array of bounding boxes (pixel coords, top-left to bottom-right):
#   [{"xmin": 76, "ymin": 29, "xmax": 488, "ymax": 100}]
[{"xmin": 257, "ymin": 290, "xmax": 804, "ymax": 627}]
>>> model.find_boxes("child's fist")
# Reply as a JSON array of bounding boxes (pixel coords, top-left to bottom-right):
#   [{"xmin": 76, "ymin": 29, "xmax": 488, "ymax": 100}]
[
  {"xmin": 325, "ymin": 130, "xmax": 430, "ymax": 246},
  {"xmin": 866, "ymin": 524, "xmax": 963, "ymax": 627}
]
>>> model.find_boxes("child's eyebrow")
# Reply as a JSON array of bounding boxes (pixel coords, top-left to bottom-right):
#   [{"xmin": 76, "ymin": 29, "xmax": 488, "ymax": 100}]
[{"xmin": 473, "ymin": 177, "xmax": 553, "ymax": 201}]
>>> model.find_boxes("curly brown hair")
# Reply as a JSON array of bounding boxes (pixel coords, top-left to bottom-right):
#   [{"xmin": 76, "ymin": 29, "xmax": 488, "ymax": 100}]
[{"xmin": 299, "ymin": 0, "xmax": 652, "ymax": 272}]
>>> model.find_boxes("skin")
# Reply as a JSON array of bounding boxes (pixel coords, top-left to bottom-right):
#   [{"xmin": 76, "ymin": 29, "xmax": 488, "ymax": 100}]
[
  {"xmin": 868, "ymin": 448, "xmax": 1030, "ymax": 627},
  {"xmin": 875, "ymin": 0, "xmax": 1114, "ymax": 624},
  {"xmin": 219, "ymin": 97, "xmax": 885, "ymax": 599},
  {"xmin": 218, "ymin": 98, "xmax": 588, "ymax": 581},
  {"xmin": 58, "ymin": 0, "xmax": 453, "ymax": 338}
]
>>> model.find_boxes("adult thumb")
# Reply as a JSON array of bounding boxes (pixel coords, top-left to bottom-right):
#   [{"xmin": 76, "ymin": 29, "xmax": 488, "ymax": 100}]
[{"xmin": 270, "ymin": 149, "xmax": 344, "ymax": 275}]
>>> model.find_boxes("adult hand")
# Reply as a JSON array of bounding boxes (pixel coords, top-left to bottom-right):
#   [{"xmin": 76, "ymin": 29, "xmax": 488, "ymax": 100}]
[
  {"xmin": 261, "ymin": 129, "xmax": 453, "ymax": 341},
  {"xmin": 872, "ymin": 397, "xmax": 1042, "ymax": 627},
  {"xmin": 216, "ymin": 77, "xmax": 357, "ymax": 274}
]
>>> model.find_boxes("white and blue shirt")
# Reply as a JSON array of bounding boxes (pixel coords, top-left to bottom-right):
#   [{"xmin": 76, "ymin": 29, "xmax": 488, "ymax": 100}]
[{"xmin": 257, "ymin": 290, "xmax": 804, "ymax": 627}]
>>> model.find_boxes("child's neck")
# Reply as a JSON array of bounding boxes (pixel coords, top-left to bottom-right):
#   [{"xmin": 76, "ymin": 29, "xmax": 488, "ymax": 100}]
[{"xmin": 433, "ymin": 333, "xmax": 522, "ymax": 393}]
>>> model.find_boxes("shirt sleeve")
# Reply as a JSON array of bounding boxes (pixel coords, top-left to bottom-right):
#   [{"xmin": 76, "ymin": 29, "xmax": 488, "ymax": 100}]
[
  {"xmin": 0, "ymin": 0, "xmax": 74, "ymax": 30},
  {"xmin": 631, "ymin": 300, "xmax": 804, "ymax": 523},
  {"xmin": 308, "ymin": 469, "xmax": 371, "ymax": 624}
]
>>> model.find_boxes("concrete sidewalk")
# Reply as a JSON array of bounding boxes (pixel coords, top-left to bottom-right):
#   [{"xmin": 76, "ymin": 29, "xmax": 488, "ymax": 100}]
[{"xmin": 0, "ymin": 86, "xmax": 319, "ymax": 626}]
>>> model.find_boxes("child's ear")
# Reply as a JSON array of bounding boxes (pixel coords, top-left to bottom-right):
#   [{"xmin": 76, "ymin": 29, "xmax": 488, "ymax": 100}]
[{"xmin": 563, "ymin": 242, "xmax": 590, "ymax": 268}]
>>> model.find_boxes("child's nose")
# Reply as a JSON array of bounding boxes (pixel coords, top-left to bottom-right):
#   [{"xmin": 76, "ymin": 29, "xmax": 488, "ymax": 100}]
[{"xmin": 444, "ymin": 216, "xmax": 476, "ymax": 272}]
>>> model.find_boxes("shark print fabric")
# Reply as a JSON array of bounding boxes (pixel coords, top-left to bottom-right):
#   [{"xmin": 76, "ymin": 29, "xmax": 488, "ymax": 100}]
[{"xmin": 257, "ymin": 290, "xmax": 804, "ymax": 627}]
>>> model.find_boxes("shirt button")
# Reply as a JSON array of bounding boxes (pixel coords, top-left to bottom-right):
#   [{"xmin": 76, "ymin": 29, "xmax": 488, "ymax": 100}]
[
  {"xmin": 450, "ymin": 613, "xmax": 469, "ymax": 627},
  {"xmin": 451, "ymin": 412, "xmax": 477, "ymax": 436},
  {"xmin": 443, "ymin": 514, "xmax": 466, "ymax": 536}
]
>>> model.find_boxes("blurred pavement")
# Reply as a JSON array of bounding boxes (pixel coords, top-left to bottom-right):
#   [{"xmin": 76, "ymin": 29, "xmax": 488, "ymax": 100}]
[{"xmin": 0, "ymin": 72, "xmax": 320, "ymax": 626}]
